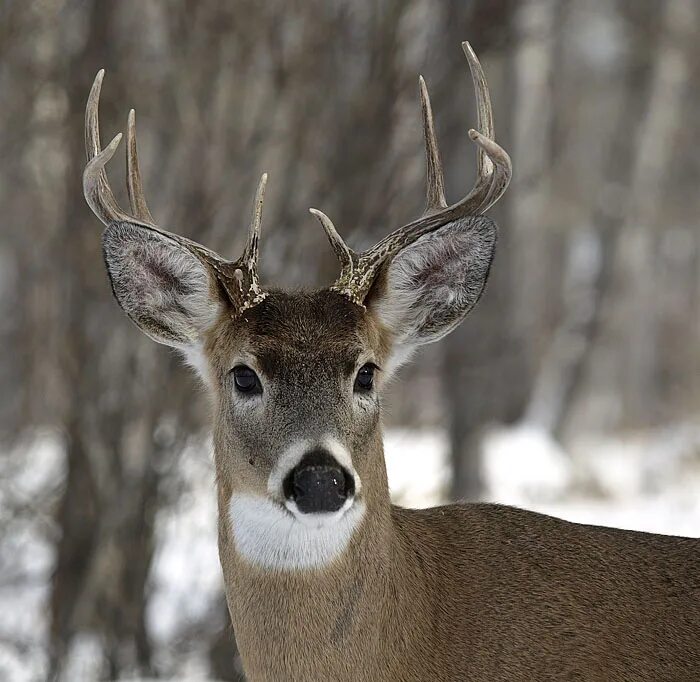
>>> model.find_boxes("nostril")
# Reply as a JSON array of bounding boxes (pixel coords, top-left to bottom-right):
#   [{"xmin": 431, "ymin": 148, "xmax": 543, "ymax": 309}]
[
  {"xmin": 288, "ymin": 464, "xmax": 347, "ymax": 514},
  {"xmin": 294, "ymin": 464, "xmax": 346, "ymax": 500},
  {"xmin": 282, "ymin": 449, "xmax": 355, "ymax": 514}
]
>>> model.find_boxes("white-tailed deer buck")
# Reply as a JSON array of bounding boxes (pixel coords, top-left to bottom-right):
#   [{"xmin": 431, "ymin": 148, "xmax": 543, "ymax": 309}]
[{"xmin": 83, "ymin": 42, "xmax": 699, "ymax": 681}]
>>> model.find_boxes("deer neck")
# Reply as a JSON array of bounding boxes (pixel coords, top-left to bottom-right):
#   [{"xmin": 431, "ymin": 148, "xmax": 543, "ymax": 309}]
[{"xmin": 215, "ymin": 441, "xmax": 432, "ymax": 679}]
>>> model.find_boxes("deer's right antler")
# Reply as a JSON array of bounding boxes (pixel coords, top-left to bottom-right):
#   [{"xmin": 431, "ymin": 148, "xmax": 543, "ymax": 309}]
[
  {"xmin": 310, "ymin": 42, "xmax": 512, "ymax": 306},
  {"xmin": 83, "ymin": 70, "xmax": 268, "ymax": 315}
]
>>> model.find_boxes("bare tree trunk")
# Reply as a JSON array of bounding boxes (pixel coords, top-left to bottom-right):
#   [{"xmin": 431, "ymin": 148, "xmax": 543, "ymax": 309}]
[
  {"xmin": 49, "ymin": 419, "xmax": 100, "ymax": 673},
  {"xmin": 509, "ymin": 0, "xmax": 557, "ymax": 388},
  {"xmin": 440, "ymin": 0, "xmax": 521, "ymax": 501},
  {"xmin": 522, "ymin": 1, "xmax": 696, "ymax": 437},
  {"xmin": 614, "ymin": 0, "xmax": 696, "ymax": 425},
  {"xmin": 522, "ymin": 1, "xmax": 638, "ymax": 437},
  {"xmin": 48, "ymin": 1, "xmax": 114, "ymax": 673}
]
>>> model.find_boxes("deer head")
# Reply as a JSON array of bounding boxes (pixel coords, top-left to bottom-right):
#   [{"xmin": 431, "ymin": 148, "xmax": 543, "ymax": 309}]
[{"xmin": 84, "ymin": 42, "xmax": 511, "ymax": 571}]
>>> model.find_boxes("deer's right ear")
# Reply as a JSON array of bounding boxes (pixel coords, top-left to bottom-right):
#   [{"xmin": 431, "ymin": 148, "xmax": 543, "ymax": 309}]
[
  {"xmin": 102, "ymin": 222, "xmax": 223, "ymax": 354},
  {"xmin": 366, "ymin": 216, "xmax": 497, "ymax": 374}
]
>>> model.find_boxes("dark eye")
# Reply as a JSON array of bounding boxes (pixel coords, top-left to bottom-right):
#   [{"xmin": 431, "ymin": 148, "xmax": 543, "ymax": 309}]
[
  {"xmin": 232, "ymin": 365, "xmax": 261, "ymax": 395},
  {"xmin": 354, "ymin": 363, "xmax": 377, "ymax": 392}
]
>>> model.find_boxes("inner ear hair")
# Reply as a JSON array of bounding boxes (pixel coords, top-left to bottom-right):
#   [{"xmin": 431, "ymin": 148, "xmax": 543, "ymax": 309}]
[
  {"xmin": 366, "ymin": 216, "xmax": 498, "ymax": 360},
  {"xmin": 102, "ymin": 222, "xmax": 223, "ymax": 350}
]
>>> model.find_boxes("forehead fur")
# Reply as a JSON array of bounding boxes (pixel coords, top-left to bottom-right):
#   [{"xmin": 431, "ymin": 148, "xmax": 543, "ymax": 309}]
[{"xmin": 206, "ymin": 289, "xmax": 387, "ymax": 375}]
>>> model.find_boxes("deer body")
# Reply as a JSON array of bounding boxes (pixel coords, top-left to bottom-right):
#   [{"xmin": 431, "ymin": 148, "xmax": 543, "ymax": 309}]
[
  {"xmin": 222, "ymin": 500, "xmax": 699, "ymax": 681},
  {"xmin": 82, "ymin": 41, "xmax": 699, "ymax": 682},
  {"xmin": 210, "ymin": 292, "xmax": 699, "ymax": 682}
]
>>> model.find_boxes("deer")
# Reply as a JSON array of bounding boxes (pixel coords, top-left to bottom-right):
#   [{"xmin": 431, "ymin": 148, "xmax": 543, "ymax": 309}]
[{"xmin": 82, "ymin": 41, "xmax": 699, "ymax": 682}]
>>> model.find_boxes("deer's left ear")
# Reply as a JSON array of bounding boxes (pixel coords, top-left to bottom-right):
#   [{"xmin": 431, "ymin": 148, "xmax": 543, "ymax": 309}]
[
  {"xmin": 366, "ymin": 215, "xmax": 497, "ymax": 370},
  {"xmin": 102, "ymin": 222, "xmax": 225, "ymax": 379}
]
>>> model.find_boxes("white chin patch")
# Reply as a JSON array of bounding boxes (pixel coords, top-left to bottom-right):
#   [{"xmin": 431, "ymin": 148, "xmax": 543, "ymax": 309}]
[{"xmin": 228, "ymin": 493, "xmax": 366, "ymax": 571}]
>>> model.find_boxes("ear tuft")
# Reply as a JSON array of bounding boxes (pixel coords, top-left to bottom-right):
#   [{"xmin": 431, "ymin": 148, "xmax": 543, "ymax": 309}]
[
  {"xmin": 369, "ymin": 216, "xmax": 497, "ymax": 370},
  {"xmin": 102, "ymin": 222, "xmax": 222, "ymax": 349}
]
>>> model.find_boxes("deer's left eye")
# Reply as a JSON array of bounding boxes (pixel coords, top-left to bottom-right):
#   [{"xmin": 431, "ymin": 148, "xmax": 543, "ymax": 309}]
[
  {"xmin": 354, "ymin": 363, "xmax": 377, "ymax": 392},
  {"xmin": 232, "ymin": 365, "xmax": 262, "ymax": 395}
]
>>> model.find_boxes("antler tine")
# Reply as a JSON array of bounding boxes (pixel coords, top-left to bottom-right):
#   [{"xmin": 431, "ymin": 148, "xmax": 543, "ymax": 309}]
[
  {"xmin": 83, "ymin": 71, "xmax": 272, "ymax": 317},
  {"xmin": 468, "ymin": 128, "xmax": 512, "ymax": 213},
  {"xmin": 461, "ymin": 42, "xmax": 511, "ymax": 213},
  {"xmin": 462, "ymin": 42, "xmax": 494, "ymax": 177},
  {"xmin": 83, "ymin": 133, "xmax": 126, "ymax": 225},
  {"xmin": 219, "ymin": 173, "xmax": 270, "ymax": 312},
  {"xmin": 309, "ymin": 208, "xmax": 355, "ymax": 289},
  {"xmin": 84, "ymin": 70, "xmax": 132, "ymax": 226},
  {"xmin": 85, "ymin": 69, "xmax": 105, "ymax": 159},
  {"xmin": 241, "ymin": 172, "xmax": 267, "ymax": 271},
  {"xmin": 325, "ymin": 41, "xmax": 511, "ymax": 306},
  {"xmin": 418, "ymin": 76, "xmax": 447, "ymax": 212},
  {"xmin": 441, "ymin": 42, "xmax": 494, "ymax": 218},
  {"xmin": 126, "ymin": 109, "xmax": 156, "ymax": 224}
]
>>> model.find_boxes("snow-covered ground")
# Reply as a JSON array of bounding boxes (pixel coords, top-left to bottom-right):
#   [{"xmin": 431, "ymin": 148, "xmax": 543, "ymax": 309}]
[
  {"xmin": 1, "ymin": 424, "xmax": 699, "ymax": 680},
  {"xmin": 387, "ymin": 424, "xmax": 700, "ymax": 537}
]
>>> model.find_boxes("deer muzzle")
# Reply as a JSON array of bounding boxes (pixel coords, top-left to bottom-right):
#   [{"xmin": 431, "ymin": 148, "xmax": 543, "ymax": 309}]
[{"xmin": 282, "ymin": 449, "xmax": 356, "ymax": 514}]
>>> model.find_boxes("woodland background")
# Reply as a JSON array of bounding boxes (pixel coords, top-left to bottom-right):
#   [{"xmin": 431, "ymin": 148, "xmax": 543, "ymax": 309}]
[{"xmin": 1, "ymin": 0, "xmax": 699, "ymax": 680}]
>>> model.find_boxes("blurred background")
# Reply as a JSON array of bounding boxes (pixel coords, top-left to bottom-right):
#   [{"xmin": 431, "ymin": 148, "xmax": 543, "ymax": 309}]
[{"xmin": 1, "ymin": 0, "xmax": 699, "ymax": 680}]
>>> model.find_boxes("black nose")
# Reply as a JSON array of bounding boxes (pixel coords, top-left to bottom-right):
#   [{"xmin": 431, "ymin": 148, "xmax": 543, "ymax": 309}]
[{"xmin": 283, "ymin": 449, "xmax": 355, "ymax": 514}]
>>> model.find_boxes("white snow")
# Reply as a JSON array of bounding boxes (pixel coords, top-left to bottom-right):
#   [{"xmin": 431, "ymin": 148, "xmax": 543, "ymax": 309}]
[
  {"xmin": 147, "ymin": 441, "xmax": 223, "ymax": 648},
  {"xmin": 384, "ymin": 429, "xmax": 450, "ymax": 507},
  {"xmin": 0, "ymin": 430, "xmax": 63, "ymax": 682},
  {"xmin": 1, "ymin": 422, "xmax": 699, "ymax": 680},
  {"xmin": 483, "ymin": 424, "xmax": 573, "ymax": 505}
]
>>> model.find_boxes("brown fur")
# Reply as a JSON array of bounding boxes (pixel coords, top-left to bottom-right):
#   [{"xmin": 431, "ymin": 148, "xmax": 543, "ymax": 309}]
[
  {"xmin": 218, "ymin": 501, "xmax": 700, "ymax": 681},
  {"xmin": 203, "ymin": 291, "xmax": 700, "ymax": 682}
]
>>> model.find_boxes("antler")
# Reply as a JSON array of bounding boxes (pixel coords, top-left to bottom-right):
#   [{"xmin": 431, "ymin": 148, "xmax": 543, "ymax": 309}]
[
  {"xmin": 83, "ymin": 71, "xmax": 268, "ymax": 314},
  {"xmin": 311, "ymin": 41, "xmax": 512, "ymax": 306}
]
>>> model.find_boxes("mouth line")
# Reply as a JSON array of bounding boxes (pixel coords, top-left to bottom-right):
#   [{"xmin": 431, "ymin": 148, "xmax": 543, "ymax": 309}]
[{"xmin": 282, "ymin": 495, "xmax": 357, "ymax": 528}]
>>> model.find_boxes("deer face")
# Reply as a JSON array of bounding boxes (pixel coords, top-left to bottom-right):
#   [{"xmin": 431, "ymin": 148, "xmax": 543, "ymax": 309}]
[
  {"xmin": 206, "ymin": 291, "xmax": 386, "ymax": 541},
  {"xmin": 100, "ymin": 214, "xmax": 498, "ymax": 569},
  {"xmin": 83, "ymin": 42, "xmax": 510, "ymax": 570}
]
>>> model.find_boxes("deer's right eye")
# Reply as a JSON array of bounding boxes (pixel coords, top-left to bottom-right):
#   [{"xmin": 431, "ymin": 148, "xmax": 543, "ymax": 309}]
[
  {"xmin": 232, "ymin": 366, "xmax": 262, "ymax": 395},
  {"xmin": 354, "ymin": 363, "xmax": 377, "ymax": 392}
]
